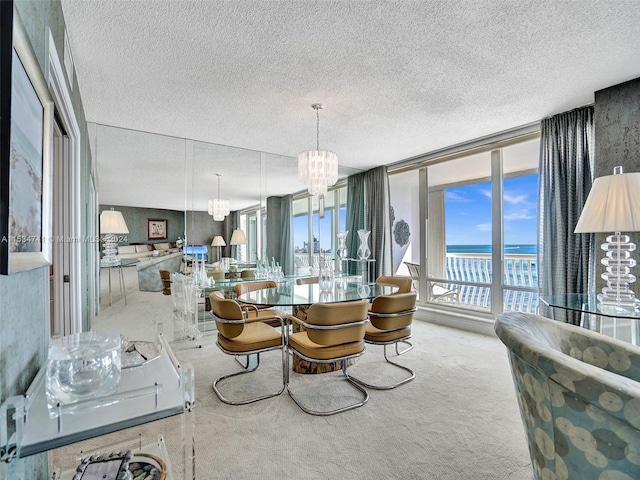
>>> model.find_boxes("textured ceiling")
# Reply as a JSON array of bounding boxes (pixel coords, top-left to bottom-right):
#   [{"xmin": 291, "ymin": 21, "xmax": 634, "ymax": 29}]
[{"xmin": 60, "ymin": 0, "xmax": 640, "ymax": 211}]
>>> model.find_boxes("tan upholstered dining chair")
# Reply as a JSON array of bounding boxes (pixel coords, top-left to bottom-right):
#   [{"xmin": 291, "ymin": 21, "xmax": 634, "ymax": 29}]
[
  {"xmin": 209, "ymin": 291, "xmax": 289, "ymax": 405},
  {"xmin": 375, "ymin": 275, "xmax": 413, "ymax": 294},
  {"xmin": 235, "ymin": 280, "xmax": 276, "ymax": 306},
  {"xmin": 234, "ymin": 280, "xmax": 282, "ymax": 327},
  {"xmin": 349, "ymin": 291, "xmax": 417, "ymax": 389},
  {"xmin": 287, "ymin": 300, "xmax": 370, "ymax": 416}
]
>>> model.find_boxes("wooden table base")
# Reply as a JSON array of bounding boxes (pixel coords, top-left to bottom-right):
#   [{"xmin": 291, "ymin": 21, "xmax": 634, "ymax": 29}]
[{"xmin": 291, "ymin": 305, "xmax": 355, "ymax": 374}]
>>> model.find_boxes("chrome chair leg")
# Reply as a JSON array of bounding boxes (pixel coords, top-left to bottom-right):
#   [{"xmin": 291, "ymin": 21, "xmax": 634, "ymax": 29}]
[
  {"xmin": 348, "ymin": 343, "xmax": 415, "ymax": 390},
  {"xmin": 286, "ymin": 358, "xmax": 368, "ymax": 416},
  {"xmin": 395, "ymin": 340, "xmax": 413, "ymax": 356},
  {"xmin": 213, "ymin": 351, "xmax": 286, "ymax": 405},
  {"xmin": 235, "ymin": 354, "xmax": 258, "ymax": 370}
]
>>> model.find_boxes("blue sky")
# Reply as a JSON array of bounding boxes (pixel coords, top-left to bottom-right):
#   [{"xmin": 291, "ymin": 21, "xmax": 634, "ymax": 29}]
[
  {"xmin": 445, "ymin": 174, "xmax": 538, "ymax": 245},
  {"xmin": 294, "ymin": 208, "xmax": 346, "ymax": 252},
  {"xmin": 292, "ymin": 173, "xmax": 538, "ymax": 251}
]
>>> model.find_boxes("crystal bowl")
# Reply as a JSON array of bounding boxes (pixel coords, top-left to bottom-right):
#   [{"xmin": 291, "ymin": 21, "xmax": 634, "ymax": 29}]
[{"xmin": 46, "ymin": 331, "xmax": 122, "ymax": 410}]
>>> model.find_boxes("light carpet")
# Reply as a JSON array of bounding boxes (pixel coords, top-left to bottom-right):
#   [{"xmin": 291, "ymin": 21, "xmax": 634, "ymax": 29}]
[{"xmin": 51, "ymin": 268, "xmax": 533, "ymax": 479}]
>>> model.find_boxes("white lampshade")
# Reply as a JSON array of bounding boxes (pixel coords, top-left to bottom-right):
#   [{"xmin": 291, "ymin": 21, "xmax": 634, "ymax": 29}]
[
  {"xmin": 229, "ymin": 229, "xmax": 246, "ymax": 263},
  {"xmin": 574, "ymin": 168, "xmax": 640, "ymax": 233},
  {"xmin": 211, "ymin": 235, "xmax": 226, "ymax": 247},
  {"xmin": 230, "ymin": 229, "xmax": 246, "ymax": 245},
  {"xmin": 229, "ymin": 230, "xmax": 247, "ymax": 245},
  {"xmin": 100, "ymin": 209, "xmax": 129, "ymax": 234},
  {"xmin": 574, "ymin": 166, "xmax": 640, "ymax": 311},
  {"xmin": 99, "ymin": 209, "xmax": 128, "ymax": 266}
]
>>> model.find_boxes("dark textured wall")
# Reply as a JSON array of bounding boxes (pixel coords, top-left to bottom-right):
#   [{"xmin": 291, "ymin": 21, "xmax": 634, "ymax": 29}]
[
  {"xmin": 593, "ymin": 77, "xmax": 640, "ymax": 291},
  {"xmin": 185, "ymin": 209, "xmax": 228, "ymax": 260},
  {"xmin": 266, "ymin": 196, "xmax": 283, "ymax": 264},
  {"xmin": 595, "ymin": 77, "xmax": 640, "ymax": 177},
  {"xmin": 100, "ymin": 204, "xmax": 185, "ymax": 245}
]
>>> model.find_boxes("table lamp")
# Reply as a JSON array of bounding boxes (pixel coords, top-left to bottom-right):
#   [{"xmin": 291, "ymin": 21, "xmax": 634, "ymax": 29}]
[
  {"xmin": 574, "ymin": 166, "xmax": 640, "ymax": 313},
  {"xmin": 100, "ymin": 208, "xmax": 129, "ymax": 266},
  {"xmin": 211, "ymin": 235, "xmax": 226, "ymax": 262},
  {"xmin": 230, "ymin": 229, "xmax": 246, "ymax": 263}
]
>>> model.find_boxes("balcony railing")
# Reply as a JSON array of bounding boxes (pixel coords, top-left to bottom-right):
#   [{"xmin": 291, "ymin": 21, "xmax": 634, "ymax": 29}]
[
  {"xmin": 294, "ymin": 252, "xmax": 539, "ymax": 314},
  {"xmin": 439, "ymin": 253, "xmax": 538, "ymax": 313}
]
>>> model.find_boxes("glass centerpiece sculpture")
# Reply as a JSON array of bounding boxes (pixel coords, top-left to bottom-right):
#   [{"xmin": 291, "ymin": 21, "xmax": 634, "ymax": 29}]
[
  {"xmin": 336, "ymin": 231, "xmax": 349, "ymax": 272},
  {"xmin": 357, "ymin": 229, "xmax": 371, "ymax": 260}
]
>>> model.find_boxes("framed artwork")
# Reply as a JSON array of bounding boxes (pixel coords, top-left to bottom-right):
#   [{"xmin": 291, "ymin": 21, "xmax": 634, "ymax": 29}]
[
  {"xmin": 0, "ymin": 2, "xmax": 54, "ymax": 274},
  {"xmin": 147, "ymin": 219, "xmax": 167, "ymax": 240}
]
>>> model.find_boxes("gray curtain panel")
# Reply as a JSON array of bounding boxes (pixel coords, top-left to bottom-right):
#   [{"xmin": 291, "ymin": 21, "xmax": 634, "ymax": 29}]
[
  {"xmin": 278, "ymin": 195, "xmax": 294, "ymax": 275},
  {"xmin": 346, "ymin": 172, "xmax": 365, "ymax": 275},
  {"xmin": 538, "ymin": 106, "xmax": 595, "ymax": 324},
  {"xmin": 365, "ymin": 166, "xmax": 392, "ymax": 279}
]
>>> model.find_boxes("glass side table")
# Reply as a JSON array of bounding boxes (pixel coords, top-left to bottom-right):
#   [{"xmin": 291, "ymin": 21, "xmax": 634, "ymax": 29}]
[
  {"xmin": 539, "ymin": 294, "xmax": 640, "ymax": 344},
  {"xmin": 100, "ymin": 258, "xmax": 139, "ymax": 306}
]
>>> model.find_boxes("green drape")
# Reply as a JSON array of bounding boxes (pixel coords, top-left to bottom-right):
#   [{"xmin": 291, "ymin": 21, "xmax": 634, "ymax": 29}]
[{"xmin": 345, "ymin": 173, "xmax": 365, "ymax": 275}]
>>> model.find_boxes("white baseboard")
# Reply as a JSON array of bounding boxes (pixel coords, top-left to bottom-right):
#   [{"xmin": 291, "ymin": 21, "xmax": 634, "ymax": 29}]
[{"xmin": 414, "ymin": 305, "xmax": 497, "ymax": 337}]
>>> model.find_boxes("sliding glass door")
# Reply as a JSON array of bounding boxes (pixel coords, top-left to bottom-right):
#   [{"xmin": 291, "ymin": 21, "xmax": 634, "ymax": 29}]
[{"xmin": 389, "ymin": 135, "xmax": 539, "ymax": 315}]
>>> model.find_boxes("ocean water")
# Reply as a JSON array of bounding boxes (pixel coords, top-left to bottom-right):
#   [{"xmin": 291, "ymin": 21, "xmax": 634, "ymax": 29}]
[{"xmin": 447, "ymin": 244, "xmax": 537, "ymax": 255}]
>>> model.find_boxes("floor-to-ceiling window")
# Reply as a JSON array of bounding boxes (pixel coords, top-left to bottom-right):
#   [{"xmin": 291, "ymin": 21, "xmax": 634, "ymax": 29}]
[
  {"xmin": 438, "ymin": 151, "xmax": 493, "ymax": 310},
  {"xmin": 292, "ymin": 186, "xmax": 347, "ymax": 273},
  {"xmin": 239, "ymin": 207, "xmax": 266, "ymax": 264},
  {"xmin": 389, "ymin": 133, "xmax": 539, "ymax": 316},
  {"xmin": 501, "ymin": 140, "xmax": 539, "ymax": 313}
]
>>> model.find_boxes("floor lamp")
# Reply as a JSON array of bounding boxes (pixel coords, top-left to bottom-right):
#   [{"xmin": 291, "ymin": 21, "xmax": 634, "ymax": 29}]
[
  {"xmin": 100, "ymin": 209, "xmax": 129, "ymax": 266},
  {"xmin": 575, "ymin": 166, "xmax": 640, "ymax": 313},
  {"xmin": 211, "ymin": 235, "xmax": 226, "ymax": 263},
  {"xmin": 230, "ymin": 229, "xmax": 246, "ymax": 263}
]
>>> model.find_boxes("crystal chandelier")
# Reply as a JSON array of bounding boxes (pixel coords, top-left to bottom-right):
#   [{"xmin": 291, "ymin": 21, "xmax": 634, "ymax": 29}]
[
  {"xmin": 208, "ymin": 174, "xmax": 230, "ymax": 221},
  {"xmin": 298, "ymin": 103, "xmax": 339, "ymax": 196}
]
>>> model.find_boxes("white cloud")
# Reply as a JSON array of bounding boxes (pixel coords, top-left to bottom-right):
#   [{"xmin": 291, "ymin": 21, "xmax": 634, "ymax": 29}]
[
  {"xmin": 504, "ymin": 192, "xmax": 528, "ymax": 205},
  {"xmin": 477, "ymin": 223, "xmax": 492, "ymax": 231},
  {"xmin": 446, "ymin": 191, "xmax": 471, "ymax": 202},
  {"xmin": 505, "ymin": 210, "xmax": 536, "ymax": 221}
]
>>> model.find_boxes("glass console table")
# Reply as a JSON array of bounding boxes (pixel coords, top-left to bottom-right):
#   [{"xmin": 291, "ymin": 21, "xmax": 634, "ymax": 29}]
[
  {"xmin": 0, "ymin": 334, "xmax": 194, "ymax": 479},
  {"xmin": 345, "ymin": 258, "xmax": 376, "ymax": 283},
  {"xmin": 539, "ymin": 294, "xmax": 640, "ymax": 344}
]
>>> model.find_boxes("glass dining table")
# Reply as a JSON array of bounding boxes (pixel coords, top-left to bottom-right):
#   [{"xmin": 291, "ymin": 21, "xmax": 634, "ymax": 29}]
[
  {"xmin": 236, "ymin": 280, "xmax": 398, "ymax": 374},
  {"xmin": 235, "ymin": 280, "xmax": 397, "ymax": 309}
]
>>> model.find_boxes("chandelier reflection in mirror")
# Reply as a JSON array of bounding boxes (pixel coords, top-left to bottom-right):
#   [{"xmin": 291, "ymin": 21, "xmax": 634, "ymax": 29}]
[
  {"xmin": 208, "ymin": 173, "xmax": 230, "ymax": 221},
  {"xmin": 298, "ymin": 103, "xmax": 339, "ymax": 196}
]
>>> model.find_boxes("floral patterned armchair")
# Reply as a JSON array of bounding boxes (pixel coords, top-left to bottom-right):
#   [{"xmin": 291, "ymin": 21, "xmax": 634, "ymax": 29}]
[{"xmin": 495, "ymin": 311, "xmax": 640, "ymax": 480}]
